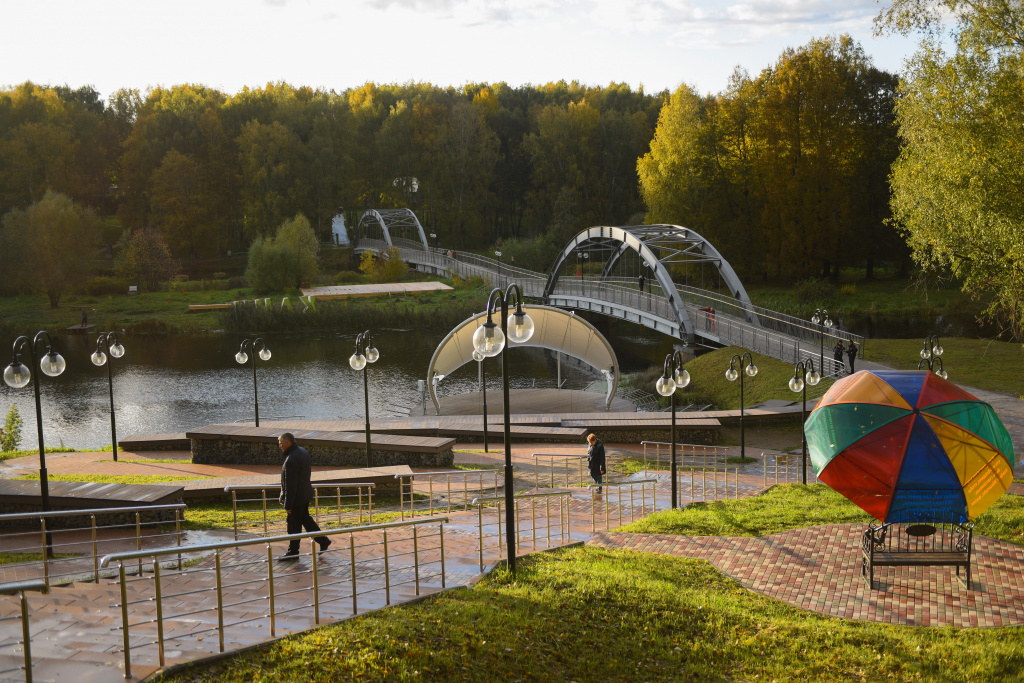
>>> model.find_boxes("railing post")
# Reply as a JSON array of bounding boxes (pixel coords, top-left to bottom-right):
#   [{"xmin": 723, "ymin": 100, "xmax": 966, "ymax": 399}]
[
  {"xmin": 266, "ymin": 544, "xmax": 276, "ymax": 637},
  {"xmin": 118, "ymin": 561, "xmax": 131, "ymax": 679},
  {"xmin": 231, "ymin": 491, "xmax": 239, "ymax": 541},
  {"xmin": 439, "ymin": 524, "xmax": 446, "ymax": 588},
  {"xmin": 413, "ymin": 525, "xmax": 420, "ymax": 596},
  {"xmin": 383, "ymin": 530, "xmax": 391, "ymax": 605},
  {"xmin": 312, "ymin": 540, "xmax": 320, "ymax": 625},
  {"xmin": 20, "ymin": 591, "xmax": 33, "ymax": 683},
  {"xmin": 531, "ymin": 499, "xmax": 537, "ymax": 550},
  {"xmin": 215, "ymin": 549, "xmax": 225, "ymax": 652},
  {"xmin": 154, "ymin": 558, "xmax": 165, "ymax": 667},
  {"xmin": 350, "ymin": 533, "xmax": 358, "ymax": 615},
  {"xmin": 136, "ymin": 512, "xmax": 143, "ymax": 576},
  {"xmin": 477, "ymin": 504, "xmax": 484, "ymax": 571},
  {"xmin": 175, "ymin": 509, "xmax": 182, "ymax": 571},
  {"xmin": 91, "ymin": 514, "xmax": 99, "ymax": 583},
  {"xmin": 40, "ymin": 519, "xmax": 49, "ymax": 589},
  {"xmin": 261, "ymin": 489, "xmax": 269, "ymax": 536}
]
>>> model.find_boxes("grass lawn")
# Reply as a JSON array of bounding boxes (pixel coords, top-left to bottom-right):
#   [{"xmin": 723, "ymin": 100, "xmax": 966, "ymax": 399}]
[
  {"xmin": 679, "ymin": 346, "xmax": 835, "ymax": 411},
  {"xmin": 618, "ymin": 484, "xmax": 1024, "ymax": 546},
  {"xmin": 158, "ymin": 545, "xmax": 1024, "ymax": 683},
  {"xmin": 0, "ymin": 446, "xmax": 76, "ymax": 463},
  {"xmin": 865, "ymin": 338, "xmax": 1024, "ymax": 397}
]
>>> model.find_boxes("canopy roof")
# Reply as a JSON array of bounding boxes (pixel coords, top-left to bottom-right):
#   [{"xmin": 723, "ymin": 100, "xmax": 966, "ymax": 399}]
[{"xmin": 427, "ymin": 304, "xmax": 619, "ymax": 414}]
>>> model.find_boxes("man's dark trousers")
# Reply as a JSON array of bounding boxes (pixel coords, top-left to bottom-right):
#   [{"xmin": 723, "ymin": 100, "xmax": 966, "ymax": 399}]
[{"xmin": 286, "ymin": 505, "xmax": 327, "ymax": 554}]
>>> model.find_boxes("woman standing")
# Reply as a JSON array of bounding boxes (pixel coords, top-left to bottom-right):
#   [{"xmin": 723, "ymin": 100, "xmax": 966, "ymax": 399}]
[
  {"xmin": 587, "ymin": 433, "xmax": 606, "ymax": 493},
  {"xmin": 833, "ymin": 340, "xmax": 845, "ymax": 377}
]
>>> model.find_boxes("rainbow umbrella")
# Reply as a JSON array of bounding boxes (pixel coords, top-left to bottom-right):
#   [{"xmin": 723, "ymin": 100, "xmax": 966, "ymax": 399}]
[{"xmin": 805, "ymin": 370, "xmax": 1014, "ymax": 522}]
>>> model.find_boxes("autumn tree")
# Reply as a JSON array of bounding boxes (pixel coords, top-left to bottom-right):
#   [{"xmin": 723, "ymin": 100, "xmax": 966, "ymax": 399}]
[
  {"xmin": 1, "ymin": 190, "xmax": 98, "ymax": 307},
  {"xmin": 879, "ymin": 0, "xmax": 1024, "ymax": 338},
  {"xmin": 116, "ymin": 227, "xmax": 178, "ymax": 290}
]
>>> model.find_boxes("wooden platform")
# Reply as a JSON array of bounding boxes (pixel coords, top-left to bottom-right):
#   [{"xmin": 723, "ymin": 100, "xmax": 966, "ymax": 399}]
[
  {"xmin": 299, "ymin": 282, "xmax": 453, "ymax": 300},
  {"xmin": 156, "ymin": 465, "xmax": 414, "ymax": 500},
  {"xmin": 406, "ymin": 388, "xmax": 636, "ymax": 417},
  {"xmin": 187, "ymin": 303, "xmax": 232, "ymax": 312},
  {"xmin": 118, "ymin": 432, "xmax": 190, "ymax": 451},
  {"xmin": 186, "ymin": 424, "xmax": 455, "ymax": 453},
  {"xmin": 0, "ymin": 479, "xmax": 184, "ymax": 509}
]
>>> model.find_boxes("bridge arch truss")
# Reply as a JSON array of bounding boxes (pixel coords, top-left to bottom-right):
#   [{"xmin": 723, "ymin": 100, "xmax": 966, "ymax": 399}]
[
  {"xmin": 356, "ymin": 209, "xmax": 430, "ymax": 251},
  {"xmin": 543, "ymin": 225, "xmax": 758, "ymax": 342}
]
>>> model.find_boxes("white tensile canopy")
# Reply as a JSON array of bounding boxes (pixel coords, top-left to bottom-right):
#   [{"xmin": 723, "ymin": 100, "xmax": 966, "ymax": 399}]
[{"xmin": 426, "ymin": 304, "xmax": 619, "ymax": 414}]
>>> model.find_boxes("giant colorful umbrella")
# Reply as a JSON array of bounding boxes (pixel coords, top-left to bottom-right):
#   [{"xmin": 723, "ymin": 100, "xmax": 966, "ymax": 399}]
[{"xmin": 805, "ymin": 370, "xmax": 1015, "ymax": 522}]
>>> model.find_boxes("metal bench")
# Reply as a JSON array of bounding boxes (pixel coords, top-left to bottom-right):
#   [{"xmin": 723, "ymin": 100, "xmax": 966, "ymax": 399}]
[{"xmin": 861, "ymin": 514, "xmax": 974, "ymax": 590}]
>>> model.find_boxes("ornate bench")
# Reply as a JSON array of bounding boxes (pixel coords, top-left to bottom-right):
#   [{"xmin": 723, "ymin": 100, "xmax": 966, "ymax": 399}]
[{"xmin": 861, "ymin": 515, "xmax": 974, "ymax": 590}]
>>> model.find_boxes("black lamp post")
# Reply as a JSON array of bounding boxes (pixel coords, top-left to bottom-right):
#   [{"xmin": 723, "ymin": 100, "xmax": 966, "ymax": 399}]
[
  {"xmin": 918, "ymin": 335, "xmax": 947, "ymax": 378},
  {"xmin": 655, "ymin": 351, "xmax": 692, "ymax": 509},
  {"xmin": 725, "ymin": 352, "xmax": 758, "ymax": 461},
  {"xmin": 4, "ymin": 331, "xmax": 67, "ymax": 554},
  {"xmin": 788, "ymin": 359, "xmax": 821, "ymax": 484},
  {"xmin": 810, "ymin": 308, "xmax": 833, "ymax": 377},
  {"xmin": 349, "ymin": 331, "xmax": 380, "ymax": 467},
  {"xmin": 235, "ymin": 338, "xmax": 271, "ymax": 427},
  {"xmin": 472, "ymin": 284, "xmax": 536, "ymax": 573},
  {"xmin": 91, "ymin": 332, "xmax": 126, "ymax": 462}
]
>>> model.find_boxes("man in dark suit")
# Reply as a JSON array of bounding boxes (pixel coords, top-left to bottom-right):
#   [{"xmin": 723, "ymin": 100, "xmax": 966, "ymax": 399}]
[
  {"xmin": 587, "ymin": 433, "xmax": 606, "ymax": 494},
  {"xmin": 278, "ymin": 432, "xmax": 330, "ymax": 560}
]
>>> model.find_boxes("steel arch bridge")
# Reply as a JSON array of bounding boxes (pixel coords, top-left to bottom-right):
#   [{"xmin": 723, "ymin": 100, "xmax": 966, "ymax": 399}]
[
  {"xmin": 355, "ymin": 209, "xmax": 430, "ymax": 251},
  {"xmin": 543, "ymin": 225, "xmax": 759, "ymax": 342}
]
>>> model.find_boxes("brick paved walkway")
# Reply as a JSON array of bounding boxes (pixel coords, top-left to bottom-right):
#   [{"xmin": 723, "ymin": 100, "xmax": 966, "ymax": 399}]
[{"xmin": 588, "ymin": 524, "xmax": 1024, "ymax": 628}]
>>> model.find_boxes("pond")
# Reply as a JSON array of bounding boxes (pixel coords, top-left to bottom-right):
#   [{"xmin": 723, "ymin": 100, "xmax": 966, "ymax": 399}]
[{"xmin": 1, "ymin": 321, "xmax": 680, "ymax": 451}]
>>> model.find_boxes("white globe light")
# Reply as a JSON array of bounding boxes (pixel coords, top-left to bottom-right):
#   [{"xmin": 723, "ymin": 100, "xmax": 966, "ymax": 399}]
[
  {"xmin": 745, "ymin": 364, "xmax": 758, "ymax": 377},
  {"xmin": 235, "ymin": 351, "xmax": 248, "ymax": 365},
  {"xmin": 934, "ymin": 344, "xmax": 943, "ymax": 356},
  {"xmin": 259, "ymin": 347, "xmax": 272, "ymax": 361},
  {"xmin": 472, "ymin": 323, "xmax": 505, "ymax": 358},
  {"xmin": 920, "ymin": 348, "xmax": 931, "ymax": 360},
  {"xmin": 366, "ymin": 346, "xmax": 379, "ymax": 363},
  {"xmin": 40, "ymin": 352, "xmax": 65, "ymax": 377},
  {"xmin": 725, "ymin": 367, "xmax": 739, "ymax": 382},
  {"xmin": 807, "ymin": 370, "xmax": 821, "ymax": 386},
  {"xmin": 811, "ymin": 314, "xmax": 820, "ymax": 325},
  {"xmin": 472, "ymin": 349, "xmax": 484, "ymax": 362},
  {"xmin": 91, "ymin": 350, "xmax": 108, "ymax": 367},
  {"xmin": 109, "ymin": 343, "xmax": 125, "ymax": 359},
  {"xmin": 789, "ymin": 376, "xmax": 804, "ymax": 393},
  {"xmin": 824, "ymin": 317, "xmax": 833, "ymax": 328},
  {"xmin": 655, "ymin": 375, "xmax": 676, "ymax": 396},
  {"xmin": 3, "ymin": 362, "xmax": 30, "ymax": 389},
  {"xmin": 507, "ymin": 311, "xmax": 535, "ymax": 343},
  {"xmin": 673, "ymin": 368, "xmax": 691, "ymax": 388},
  {"xmin": 349, "ymin": 353, "xmax": 367, "ymax": 371},
  {"xmin": 937, "ymin": 368, "xmax": 948, "ymax": 380}
]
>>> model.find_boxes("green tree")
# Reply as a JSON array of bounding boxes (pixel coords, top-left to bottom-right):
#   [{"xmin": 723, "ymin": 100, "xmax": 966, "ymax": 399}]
[
  {"xmin": 878, "ymin": 0, "xmax": 1024, "ymax": 338},
  {"xmin": 1, "ymin": 404, "xmax": 22, "ymax": 452},
  {"xmin": 0, "ymin": 190, "xmax": 98, "ymax": 307},
  {"xmin": 359, "ymin": 245, "xmax": 407, "ymax": 283},
  {"xmin": 245, "ymin": 236, "xmax": 294, "ymax": 293},
  {"xmin": 116, "ymin": 227, "xmax": 179, "ymax": 290},
  {"xmin": 275, "ymin": 212, "xmax": 319, "ymax": 286}
]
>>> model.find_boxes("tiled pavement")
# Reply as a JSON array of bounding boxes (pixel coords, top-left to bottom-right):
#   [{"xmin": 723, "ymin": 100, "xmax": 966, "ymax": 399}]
[{"xmin": 588, "ymin": 524, "xmax": 1024, "ymax": 628}]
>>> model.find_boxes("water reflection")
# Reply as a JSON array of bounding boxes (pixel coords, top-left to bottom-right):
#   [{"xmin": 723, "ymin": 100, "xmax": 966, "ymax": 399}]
[{"xmin": 1, "ymin": 325, "xmax": 676, "ymax": 451}]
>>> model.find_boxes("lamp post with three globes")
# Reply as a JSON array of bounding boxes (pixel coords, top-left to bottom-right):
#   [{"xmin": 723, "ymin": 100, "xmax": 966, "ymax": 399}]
[{"xmin": 918, "ymin": 335, "xmax": 947, "ymax": 378}]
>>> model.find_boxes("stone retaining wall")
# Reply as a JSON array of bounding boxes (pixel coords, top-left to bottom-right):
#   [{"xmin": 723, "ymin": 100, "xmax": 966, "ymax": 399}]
[{"xmin": 191, "ymin": 439, "xmax": 454, "ymax": 470}]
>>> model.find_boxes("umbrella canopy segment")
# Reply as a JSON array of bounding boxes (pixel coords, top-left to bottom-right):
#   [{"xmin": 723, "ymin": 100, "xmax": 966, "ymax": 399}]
[{"xmin": 806, "ymin": 370, "xmax": 1014, "ymax": 523}]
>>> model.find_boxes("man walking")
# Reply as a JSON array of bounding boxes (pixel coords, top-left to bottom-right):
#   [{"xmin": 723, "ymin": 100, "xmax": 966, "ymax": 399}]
[
  {"xmin": 278, "ymin": 432, "xmax": 330, "ymax": 560},
  {"xmin": 846, "ymin": 340, "xmax": 858, "ymax": 374},
  {"xmin": 587, "ymin": 433, "xmax": 606, "ymax": 494}
]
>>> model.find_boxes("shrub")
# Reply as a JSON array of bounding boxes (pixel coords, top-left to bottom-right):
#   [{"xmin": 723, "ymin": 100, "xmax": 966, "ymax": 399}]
[
  {"xmin": 227, "ymin": 275, "xmax": 247, "ymax": 289},
  {"xmin": 2, "ymin": 404, "xmax": 23, "ymax": 452},
  {"xmin": 794, "ymin": 278, "xmax": 837, "ymax": 304},
  {"xmin": 334, "ymin": 270, "xmax": 366, "ymax": 284},
  {"xmin": 116, "ymin": 228, "xmax": 179, "ymax": 290},
  {"xmin": 86, "ymin": 276, "xmax": 129, "ymax": 296},
  {"xmin": 359, "ymin": 246, "xmax": 408, "ymax": 283},
  {"xmin": 841, "ymin": 283, "xmax": 856, "ymax": 296}
]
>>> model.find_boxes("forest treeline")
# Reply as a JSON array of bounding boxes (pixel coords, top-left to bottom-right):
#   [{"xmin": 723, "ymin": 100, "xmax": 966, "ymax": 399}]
[{"xmin": 0, "ymin": 34, "xmax": 904, "ymax": 286}]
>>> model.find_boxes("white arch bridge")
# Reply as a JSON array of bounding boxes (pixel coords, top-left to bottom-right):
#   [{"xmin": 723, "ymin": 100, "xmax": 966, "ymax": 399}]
[{"xmin": 354, "ymin": 209, "xmax": 864, "ymax": 375}]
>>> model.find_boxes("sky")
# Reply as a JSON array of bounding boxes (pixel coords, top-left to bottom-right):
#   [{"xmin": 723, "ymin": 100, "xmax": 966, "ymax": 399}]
[{"xmin": 1, "ymin": 0, "xmax": 921, "ymax": 100}]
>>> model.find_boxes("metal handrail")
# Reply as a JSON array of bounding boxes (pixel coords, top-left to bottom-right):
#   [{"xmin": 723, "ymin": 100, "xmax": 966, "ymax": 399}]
[
  {"xmin": 224, "ymin": 483, "xmax": 375, "ymax": 539},
  {"xmin": 530, "ymin": 452, "xmax": 589, "ymax": 489},
  {"xmin": 469, "ymin": 492, "xmax": 574, "ymax": 570},
  {"xmin": 223, "ymin": 483, "xmax": 377, "ymax": 491},
  {"xmin": 100, "ymin": 516, "xmax": 449, "ymax": 678},
  {"xmin": 0, "ymin": 580, "xmax": 48, "ymax": 683},
  {"xmin": 100, "ymin": 516, "xmax": 448, "ymax": 566},
  {"xmin": 395, "ymin": 470, "xmax": 504, "ymax": 519},
  {"xmin": 640, "ymin": 441, "xmax": 728, "ymax": 471},
  {"xmin": 586, "ymin": 479, "xmax": 659, "ymax": 531},
  {"xmin": 0, "ymin": 503, "xmax": 187, "ymax": 522}
]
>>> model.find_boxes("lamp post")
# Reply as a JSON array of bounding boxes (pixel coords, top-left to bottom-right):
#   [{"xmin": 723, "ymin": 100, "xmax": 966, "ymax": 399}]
[
  {"xmin": 725, "ymin": 352, "xmax": 758, "ymax": 461},
  {"xmin": 494, "ymin": 250, "xmax": 503, "ymax": 282},
  {"xmin": 4, "ymin": 331, "xmax": 67, "ymax": 554},
  {"xmin": 655, "ymin": 351, "xmax": 692, "ymax": 508},
  {"xmin": 235, "ymin": 338, "xmax": 271, "ymax": 427},
  {"xmin": 472, "ymin": 284, "xmax": 536, "ymax": 573},
  {"xmin": 430, "ymin": 232, "xmax": 437, "ymax": 251},
  {"xmin": 349, "ymin": 331, "xmax": 380, "ymax": 467},
  {"xmin": 91, "ymin": 332, "xmax": 126, "ymax": 462},
  {"xmin": 473, "ymin": 349, "xmax": 490, "ymax": 453},
  {"xmin": 918, "ymin": 335, "xmax": 947, "ymax": 378},
  {"xmin": 810, "ymin": 308, "xmax": 833, "ymax": 377},
  {"xmin": 787, "ymin": 359, "xmax": 820, "ymax": 484}
]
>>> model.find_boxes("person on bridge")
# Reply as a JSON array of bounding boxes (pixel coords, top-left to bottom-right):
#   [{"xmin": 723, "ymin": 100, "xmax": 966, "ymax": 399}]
[
  {"xmin": 278, "ymin": 432, "xmax": 330, "ymax": 560},
  {"xmin": 833, "ymin": 340, "xmax": 845, "ymax": 377},
  {"xmin": 638, "ymin": 274, "xmax": 645, "ymax": 293},
  {"xmin": 587, "ymin": 433, "xmax": 606, "ymax": 494},
  {"xmin": 846, "ymin": 340, "xmax": 858, "ymax": 374}
]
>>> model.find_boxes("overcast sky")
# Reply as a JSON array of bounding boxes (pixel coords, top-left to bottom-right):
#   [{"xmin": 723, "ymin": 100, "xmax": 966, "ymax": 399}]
[{"xmin": 2, "ymin": 0, "xmax": 918, "ymax": 100}]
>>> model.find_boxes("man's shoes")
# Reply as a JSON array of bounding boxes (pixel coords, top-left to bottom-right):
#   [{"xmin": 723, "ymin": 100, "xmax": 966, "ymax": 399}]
[
  {"xmin": 318, "ymin": 538, "xmax": 332, "ymax": 552},
  {"xmin": 279, "ymin": 550, "xmax": 300, "ymax": 561}
]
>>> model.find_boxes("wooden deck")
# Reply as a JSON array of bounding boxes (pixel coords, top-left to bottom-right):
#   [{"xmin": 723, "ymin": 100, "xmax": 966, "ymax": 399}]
[
  {"xmin": 407, "ymin": 388, "xmax": 636, "ymax": 416},
  {"xmin": 118, "ymin": 433, "xmax": 190, "ymax": 451},
  {"xmin": 156, "ymin": 465, "xmax": 415, "ymax": 500},
  {"xmin": 0, "ymin": 479, "xmax": 184, "ymax": 509},
  {"xmin": 186, "ymin": 424, "xmax": 456, "ymax": 453}
]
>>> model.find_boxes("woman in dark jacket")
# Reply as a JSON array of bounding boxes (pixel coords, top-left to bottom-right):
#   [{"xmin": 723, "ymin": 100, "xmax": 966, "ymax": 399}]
[
  {"xmin": 833, "ymin": 340, "xmax": 845, "ymax": 377},
  {"xmin": 846, "ymin": 341, "xmax": 858, "ymax": 374},
  {"xmin": 587, "ymin": 433, "xmax": 606, "ymax": 493}
]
